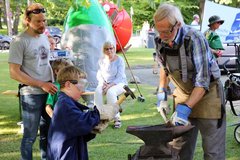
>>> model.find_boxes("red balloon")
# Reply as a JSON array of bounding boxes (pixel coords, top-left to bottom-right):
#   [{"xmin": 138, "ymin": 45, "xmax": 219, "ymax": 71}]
[{"xmin": 102, "ymin": 2, "xmax": 133, "ymax": 52}]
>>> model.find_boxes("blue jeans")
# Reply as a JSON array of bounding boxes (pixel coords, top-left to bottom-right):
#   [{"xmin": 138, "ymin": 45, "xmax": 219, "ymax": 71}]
[{"xmin": 20, "ymin": 94, "xmax": 47, "ymax": 160}]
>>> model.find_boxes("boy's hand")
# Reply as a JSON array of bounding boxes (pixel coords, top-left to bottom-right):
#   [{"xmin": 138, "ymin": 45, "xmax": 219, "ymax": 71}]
[
  {"xmin": 92, "ymin": 120, "xmax": 109, "ymax": 134},
  {"xmin": 45, "ymin": 105, "xmax": 53, "ymax": 118}
]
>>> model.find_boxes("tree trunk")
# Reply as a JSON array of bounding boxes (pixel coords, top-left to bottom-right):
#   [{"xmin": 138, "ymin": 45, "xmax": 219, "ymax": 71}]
[
  {"xmin": 2, "ymin": 0, "xmax": 7, "ymax": 26},
  {"xmin": 5, "ymin": 0, "xmax": 12, "ymax": 36},
  {"xmin": 0, "ymin": 8, "xmax": 3, "ymax": 29},
  {"xmin": 12, "ymin": 3, "xmax": 21, "ymax": 35},
  {"xmin": 199, "ymin": 0, "xmax": 205, "ymax": 31}
]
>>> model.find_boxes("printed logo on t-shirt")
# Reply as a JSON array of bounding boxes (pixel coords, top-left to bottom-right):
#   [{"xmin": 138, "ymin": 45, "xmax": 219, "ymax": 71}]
[
  {"xmin": 39, "ymin": 45, "xmax": 48, "ymax": 59},
  {"xmin": 38, "ymin": 45, "xmax": 49, "ymax": 67}
]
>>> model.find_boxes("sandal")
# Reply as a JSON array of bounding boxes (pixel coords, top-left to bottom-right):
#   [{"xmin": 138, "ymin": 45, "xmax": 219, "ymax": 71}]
[{"xmin": 114, "ymin": 120, "xmax": 122, "ymax": 129}]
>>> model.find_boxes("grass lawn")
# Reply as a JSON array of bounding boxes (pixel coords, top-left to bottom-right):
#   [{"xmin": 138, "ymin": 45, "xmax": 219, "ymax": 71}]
[{"xmin": 0, "ymin": 48, "xmax": 240, "ymax": 160}]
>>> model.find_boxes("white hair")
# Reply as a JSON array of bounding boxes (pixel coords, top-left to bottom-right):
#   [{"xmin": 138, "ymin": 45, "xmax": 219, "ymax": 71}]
[
  {"xmin": 193, "ymin": 14, "xmax": 199, "ymax": 19},
  {"xmin": 153, "ymin": 3, "xmax": 185, "ymax": 26}
]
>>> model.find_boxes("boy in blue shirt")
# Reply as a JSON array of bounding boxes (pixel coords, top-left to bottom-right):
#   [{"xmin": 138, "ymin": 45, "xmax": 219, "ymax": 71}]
[{"xmin": 47, "ymin": 66, "xmax": 100, "ymax": 160}]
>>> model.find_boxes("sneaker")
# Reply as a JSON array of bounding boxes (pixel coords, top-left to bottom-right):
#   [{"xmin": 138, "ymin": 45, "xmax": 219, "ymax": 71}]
[{"xmin": 114, "ymin": 121, "xmax": 122, "ymax": 129}]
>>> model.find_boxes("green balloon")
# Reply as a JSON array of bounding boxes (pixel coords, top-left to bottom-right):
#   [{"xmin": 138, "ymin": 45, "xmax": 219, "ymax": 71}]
[{"xmin": 63, "ymin": 0, "xmax": 113, "ymax": 33}]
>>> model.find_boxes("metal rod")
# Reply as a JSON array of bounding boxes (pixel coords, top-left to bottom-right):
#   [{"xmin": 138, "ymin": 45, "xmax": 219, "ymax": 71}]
[{"xmin": 113, "ymin": 29, "xmax": 144, "ymax": 97}]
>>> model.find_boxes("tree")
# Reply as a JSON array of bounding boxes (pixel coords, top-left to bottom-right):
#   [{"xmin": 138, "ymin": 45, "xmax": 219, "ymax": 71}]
[
  {"xmin": 2, "ymin": 0, "xmax": 240, "ymax": 35},
  {"xmin": 211, "ymin": 0, "xmax": 240, "ymax": 7},
  {"xmin": 12, "ymin": 1, "xmax": 22, "ymax": 35},
  {"xmin": 0, "ymin": 0, "xmax": 4, "ymax": 29},
  {"xmin": 5, "ymin": 0, "xmax": 12, "ymax": 36},
  {"xmin": 114, "ymin": 0, "xmax": 199, "ymax": 31},
  {"xmin": 34, "ymin": 0, "xmax": 71, "ymax": 26}
]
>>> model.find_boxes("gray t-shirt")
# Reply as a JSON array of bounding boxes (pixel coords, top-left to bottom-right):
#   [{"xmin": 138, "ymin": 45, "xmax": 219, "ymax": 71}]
[{"xmin": 8, "ymin": 32, "xmax": 53, "ymax": 95}]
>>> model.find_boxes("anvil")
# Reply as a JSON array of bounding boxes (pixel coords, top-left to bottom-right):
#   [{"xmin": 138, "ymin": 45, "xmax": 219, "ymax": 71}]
[{"xmin": 126, "ymin": 124, "xmax": 195, "ymax": 160}]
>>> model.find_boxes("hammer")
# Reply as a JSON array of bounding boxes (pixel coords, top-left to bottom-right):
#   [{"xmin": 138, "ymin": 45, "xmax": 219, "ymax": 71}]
[{"xmin": 117, "ymin": 85, "xmax": 136, "ymax": 112}]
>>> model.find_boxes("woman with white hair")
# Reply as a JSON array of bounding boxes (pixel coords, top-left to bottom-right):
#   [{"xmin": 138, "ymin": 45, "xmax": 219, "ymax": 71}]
[{"xmin": 94, "ymin": 41, "xmax": 127, "ymax": 128}]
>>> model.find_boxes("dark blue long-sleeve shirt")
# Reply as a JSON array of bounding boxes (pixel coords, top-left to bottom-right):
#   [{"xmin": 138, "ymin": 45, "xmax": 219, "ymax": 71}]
[{"xmin": 47, "ymin": 92, "xmax": 100, "ymax": 160}]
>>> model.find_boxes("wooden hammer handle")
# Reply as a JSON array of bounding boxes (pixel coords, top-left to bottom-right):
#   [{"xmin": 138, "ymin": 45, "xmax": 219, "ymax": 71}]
[{"xmin": 117, "ymin": 95, "xmax": 126, "ymax": 105}]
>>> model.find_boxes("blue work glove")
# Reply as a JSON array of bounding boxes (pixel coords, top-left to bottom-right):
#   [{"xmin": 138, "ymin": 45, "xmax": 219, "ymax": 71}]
[{"xmin": 172, "ymin": 104, "xmax": 192, "ymax": 126}]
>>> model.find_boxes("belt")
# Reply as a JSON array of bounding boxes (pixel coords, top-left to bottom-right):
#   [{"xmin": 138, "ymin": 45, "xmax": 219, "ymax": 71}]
[{"xmin": 18, "ymin": 81, "xmax": 52, "ymax": 90}]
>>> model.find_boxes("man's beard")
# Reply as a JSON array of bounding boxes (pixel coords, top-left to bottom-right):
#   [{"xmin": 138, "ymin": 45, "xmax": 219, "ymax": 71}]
[{"xmin": 33, "ymin": 27, "xmax": 45, "ymax": 34}]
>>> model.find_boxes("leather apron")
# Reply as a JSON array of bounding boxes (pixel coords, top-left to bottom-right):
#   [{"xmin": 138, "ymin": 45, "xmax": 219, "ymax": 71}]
[{"xmin": 163, "ymin": 44, "xmax": 223, "ymax": 119}]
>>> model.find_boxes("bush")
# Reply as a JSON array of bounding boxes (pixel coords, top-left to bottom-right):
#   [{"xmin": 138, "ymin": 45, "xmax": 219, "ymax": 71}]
[{"xmin": 47, "ymin": 19, "xmax": 64, "ymax": 26}]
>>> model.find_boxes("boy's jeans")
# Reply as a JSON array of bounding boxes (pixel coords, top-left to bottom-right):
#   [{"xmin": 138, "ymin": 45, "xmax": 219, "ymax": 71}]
[{"xmin": 20, "ymin": 94, "xmax": 47, "ymax": 160}]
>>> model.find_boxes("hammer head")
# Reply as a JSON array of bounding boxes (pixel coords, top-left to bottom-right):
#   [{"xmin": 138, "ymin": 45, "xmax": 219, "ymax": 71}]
[{"xmin": 123, "ymin": 85, "xmax": 136, "ymax": 99}]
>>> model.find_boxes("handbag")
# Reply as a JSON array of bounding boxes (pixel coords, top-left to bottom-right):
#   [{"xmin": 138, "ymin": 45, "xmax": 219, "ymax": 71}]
[
  {"xmin": 224, "ymin": 79, "xmax": 240, "ymax": 116},
  {"xmin": 225, "ymin": 79, "xmax": 240, "ymax": 101}
]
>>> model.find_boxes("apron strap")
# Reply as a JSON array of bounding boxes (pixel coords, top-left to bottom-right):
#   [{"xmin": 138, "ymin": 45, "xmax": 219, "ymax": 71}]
[{"xmin": 179, "ymin": 45, "xmax": 188, "ymax": 83}]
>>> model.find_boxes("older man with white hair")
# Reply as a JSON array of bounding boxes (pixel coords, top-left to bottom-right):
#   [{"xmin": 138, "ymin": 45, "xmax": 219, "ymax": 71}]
[{"xmin": 154, "ymin": 3, "xmax": 226, "ymax": 160}]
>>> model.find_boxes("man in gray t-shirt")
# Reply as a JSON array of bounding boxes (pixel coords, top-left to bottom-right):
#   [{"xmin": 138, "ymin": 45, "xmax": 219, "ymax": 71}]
[{"xmin": 8, "ymin": 3, "xmax": 57, "ymax": 160}]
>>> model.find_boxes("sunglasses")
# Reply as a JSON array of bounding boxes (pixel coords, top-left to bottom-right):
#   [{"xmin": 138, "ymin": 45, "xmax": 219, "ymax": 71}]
[
  {"xmin": 105, "ymin": 47, "xmax": 114, "ymax": 51},
  {"xmin": 27, "ymin": 8, "xmax": 46, "ymax": 16}
]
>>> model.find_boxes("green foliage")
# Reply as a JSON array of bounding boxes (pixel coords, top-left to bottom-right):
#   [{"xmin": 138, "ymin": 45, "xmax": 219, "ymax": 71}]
[
  {"xmin": 47, "ymin": 19, "xmax": 64, "ymax": 26},
  {"xmin": 122, "ymin": 1, "xmax": 156, "ymax": 32},
  {"xmin": 118, "ymin": 0, "xmax": 200, "ymax": 31},
  {"xmin": 33, "ymin": 0, "xmax": 71, "ymax": 26},
  {"xmin": 172, "ymin": 1, "xmax": 199, "ymax": 24},
  {"xmin": 213, "ymin": 0, "xmax": 240, "ymax": 7},
  {"xmin": 2, "ymin": 0, "xmax": 240, "ymax": 34},
  {"xmin": 0, "ymin": 28, "xmax": 8, "ymax": 34}
]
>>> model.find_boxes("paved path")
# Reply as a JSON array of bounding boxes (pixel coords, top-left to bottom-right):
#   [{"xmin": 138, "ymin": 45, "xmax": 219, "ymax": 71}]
[
  {"xmin": 126, "ymin": 66, "xmax": 159, "ymax": 87},
  {"xmin": 126, "ymin": 66, "xmax": 228, "ymax": 87}
]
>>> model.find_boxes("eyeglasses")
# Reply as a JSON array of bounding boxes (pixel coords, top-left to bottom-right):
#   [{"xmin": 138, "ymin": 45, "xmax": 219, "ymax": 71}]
[
  {"xmin": 69, "ymin": 79, "xmax": 89, "ymax": 91},
  {"xmin": 27, "ymin": 8, "xmax": 46, "ymax": 16},
  {"xmin": 158, "ymin": 21, "xmax": 178, "ymax": 36},
  {"xmin": 105, "ymin": 47, "xmax": 114, "ymax": 51}
]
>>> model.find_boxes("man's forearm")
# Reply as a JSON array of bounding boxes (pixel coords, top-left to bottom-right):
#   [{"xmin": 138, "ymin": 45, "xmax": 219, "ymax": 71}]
[
  {"xmin": 158, "ymin": 67, "xmax": 168, "ymax": 91},
  {"xmin": 9, "ymin": 63, "xmax": 44, "ymax": 87},
  {"xmin": 185, "ymin": 87, "xmax": 206, "ymax": 108}
]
